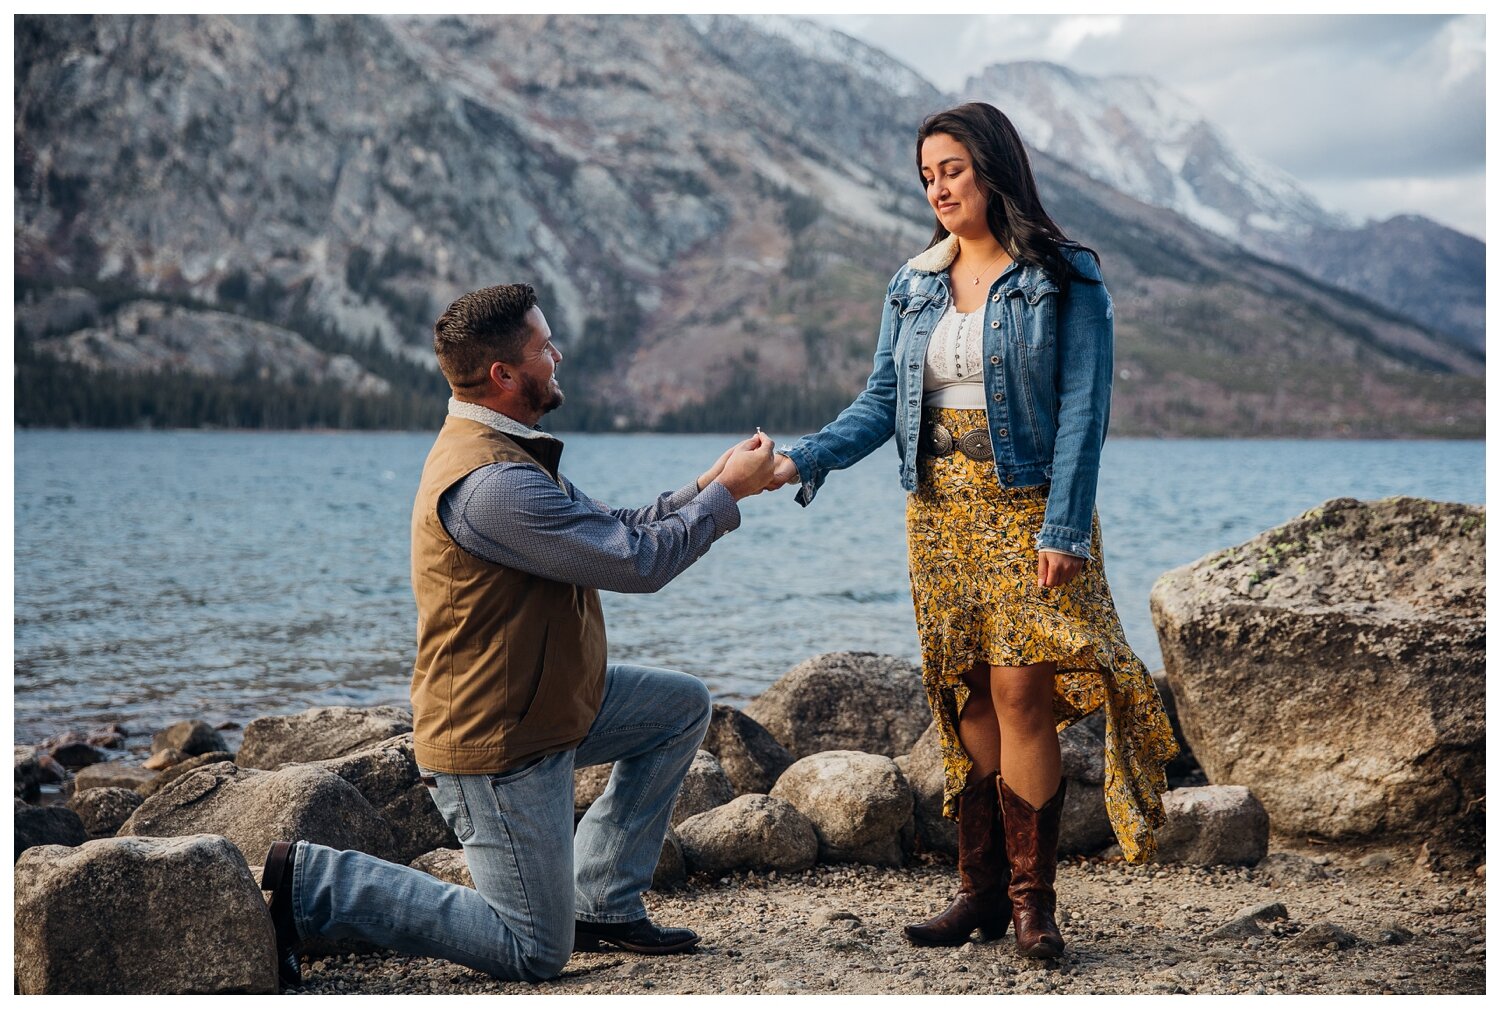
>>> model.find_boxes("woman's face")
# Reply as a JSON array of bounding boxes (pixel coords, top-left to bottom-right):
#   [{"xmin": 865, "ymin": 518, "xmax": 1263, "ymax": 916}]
[{"xmin": 920, "ymin": 132, "xmax": 989, "ymax": 240}]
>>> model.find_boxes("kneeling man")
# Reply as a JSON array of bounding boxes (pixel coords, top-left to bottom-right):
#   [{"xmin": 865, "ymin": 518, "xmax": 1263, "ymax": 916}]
[{"xmin": 260, "ymin": 283, "xmax": 775, "ymax": 985}]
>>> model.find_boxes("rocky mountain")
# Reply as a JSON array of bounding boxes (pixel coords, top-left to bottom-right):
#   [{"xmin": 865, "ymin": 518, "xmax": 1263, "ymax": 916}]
[
  {"xmin": 13, "ymin": 14, "xmax": 1483, "ymax": 437},
  {"xmin": 964, "ymin": 61, "xmax": 1485, "ymax": 352}
]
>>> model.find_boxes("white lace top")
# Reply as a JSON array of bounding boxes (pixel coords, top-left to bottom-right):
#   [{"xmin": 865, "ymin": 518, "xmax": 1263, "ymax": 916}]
[{"xmin": 922, "ymin": 302, "xmax": 988, "ymax": 409}]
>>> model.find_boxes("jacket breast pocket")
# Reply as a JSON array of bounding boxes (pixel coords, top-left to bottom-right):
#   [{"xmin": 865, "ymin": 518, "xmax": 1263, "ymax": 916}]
[
  {"xmin": 890, "ymin": 293, "xmax": 932, "ymax": 358},
  {"xmin": 1009, "ymin": 281, "xmax": 1058, "ymax": 350}
]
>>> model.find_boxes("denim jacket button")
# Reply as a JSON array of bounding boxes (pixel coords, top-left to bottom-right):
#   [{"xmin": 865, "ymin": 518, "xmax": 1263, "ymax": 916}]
[
  {"xmin": 998, "ymin": 428, "xmax": 1008, "ymax": 437},
  {"xmin": 991, "ymin": 293, "xmax": 1000, "ymax": 303},
  {"xmin": 990, "ymin": 355, "xmax": 1000, "ymax": 364},
  {"xmin": 990, "ymin": 320, "xmax": 1000, "ymax": 329},
  {"xmin": 1003, "ymin": 474, "xmax": 1014, "ymax": 485},
  {"xmin": 993, "ymin": 392, "xmax": 1003, "ymax": 402}
]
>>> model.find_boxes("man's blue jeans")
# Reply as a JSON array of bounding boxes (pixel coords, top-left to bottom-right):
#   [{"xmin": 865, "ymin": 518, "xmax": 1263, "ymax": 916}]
[{"xmin": 288, "ymin": 664, "xmax": 711, "ymax": 981}]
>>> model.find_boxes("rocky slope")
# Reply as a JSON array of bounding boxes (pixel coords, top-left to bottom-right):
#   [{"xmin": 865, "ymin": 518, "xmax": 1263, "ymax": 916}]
[
  {"xmin": 13, "ymin": 14, "xmax": 1483, "ymax": 435},
  {"xmin": 964, "ymin": 60, "xmax": 1485, "ymax": 352}
]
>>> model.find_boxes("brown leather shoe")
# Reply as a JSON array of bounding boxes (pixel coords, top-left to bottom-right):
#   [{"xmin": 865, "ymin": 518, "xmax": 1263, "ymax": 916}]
[
  {"xmin": 261, "ymin": 841, "xmax": 303, "ymax": 989},
  {"xmin": 903, "ymin": 771, "xmax": 1011, "ymax": 946},
  {"xmin": 998, "ymin": 776, "xmax": 1066, "ymax": 958}
]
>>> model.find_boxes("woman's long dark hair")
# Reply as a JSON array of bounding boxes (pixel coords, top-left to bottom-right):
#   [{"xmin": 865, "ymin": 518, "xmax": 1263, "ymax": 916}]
[{"xmin": 917, "ymin": 102, "xmax": 1099, "ymax": 297}]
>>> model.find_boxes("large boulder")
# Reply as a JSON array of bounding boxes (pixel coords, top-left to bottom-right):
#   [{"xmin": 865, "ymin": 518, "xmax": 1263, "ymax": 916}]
[
  {"xmin": 236, "ymin": 705, "xmax": 412, "ymax": 770},
  {"xmin": 669, "ymin": 751, "xmax": 735, "ymax": 827},
  {"xmin": 744, "ymin": 652, "xmax": 928, "ymax": 759},
  {"xmin": 74, "ymin": 761, "xmax": 156, "ymax": 793},
  {"xmin": 118, "ymin": 761, "xmax": 396, "ymax": 865},
  {"xmin": 770, "ymin": 751, "xmax": 913, "ymax": 866},
  {"xmin": 15, "ymin": 801, "xmax": 87, "ymax": 860},
  {"xmin": 699, "ymin": 704, "xmax": 793, "ymax": 795},
  {"xmin": 67, "ymin": 786, "xmax": 143, "ymax": 838},
  {"xmin": 297, "ymin": 733, "xmax": 457, "ymax": 865},
  {"xmin": 14, "ymin": 834, "xmax": 277, "ymax": 994},
  {"xmin": 150, "ymin": 719, "xmax": 228, "ymax": 758},
  {"xmin": 653, "ymin": 827, "xmax": 687, "ymax": 890},
  {"xmin": 677, "ymin": 794, "xmax": 819, "ymax": 875},
  {"xmin": 1151, "ymin": 497, "xmax": 1484, "ymax": 842},
  {"xmin": 1155, "ymin": 786, "xmax": 1270, "ymax": 866},
  {"xmin": 1056, "ymin": 713, "xmax": 1117, "ymax": 856}
]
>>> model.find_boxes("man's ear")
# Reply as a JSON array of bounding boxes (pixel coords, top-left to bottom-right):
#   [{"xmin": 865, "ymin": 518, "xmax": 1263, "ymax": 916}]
[{"xmin": 488, "ymin": 359, "xmax": 513, "ymax": 390}]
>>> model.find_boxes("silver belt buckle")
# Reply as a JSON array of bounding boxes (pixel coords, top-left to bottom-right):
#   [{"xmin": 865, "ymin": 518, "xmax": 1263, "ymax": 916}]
[
  {"xmin": 923, "ymin": 421, "xmax": 954, "ymax": 457},
  {"xmin": 958, "ymin": 428, "xmax": 994, "ymax": 462}
]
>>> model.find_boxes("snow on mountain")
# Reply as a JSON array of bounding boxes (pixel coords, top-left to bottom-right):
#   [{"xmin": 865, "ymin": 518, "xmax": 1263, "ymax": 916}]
[
  {"xmin": 964, "ymin": 61, "xmax": 1347, "ymax": 241},
  {"xmin": 691, "ymin": 14, "xmax": 932, "ymax": 100}
]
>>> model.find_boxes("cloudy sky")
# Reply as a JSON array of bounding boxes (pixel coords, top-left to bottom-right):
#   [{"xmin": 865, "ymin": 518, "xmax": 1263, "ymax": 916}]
[{"xmin": 807, "ymin": 13, "xmax": 1485, "ymax": 240}]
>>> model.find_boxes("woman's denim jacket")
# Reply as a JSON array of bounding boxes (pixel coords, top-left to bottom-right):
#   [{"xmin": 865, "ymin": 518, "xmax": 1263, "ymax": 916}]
[{"xmin": 781, "ymin": 235, "xmax": 1113, "ymax": 561}]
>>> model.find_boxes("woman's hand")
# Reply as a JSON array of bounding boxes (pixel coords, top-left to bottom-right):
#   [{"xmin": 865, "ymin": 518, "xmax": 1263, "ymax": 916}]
[
  {"xmin": 1037, "ymin": 550, "xmax": 1084, "ymax": 589},
  {"xmin": 768, "ymin": 453, "xmax": 800, "ymax": 490}
]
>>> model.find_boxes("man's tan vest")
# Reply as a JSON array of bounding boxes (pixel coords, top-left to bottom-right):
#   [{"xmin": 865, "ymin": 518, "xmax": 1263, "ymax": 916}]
[{"xmin": 409, "ymin": 416, "xmax": 606, "ymax": 774}]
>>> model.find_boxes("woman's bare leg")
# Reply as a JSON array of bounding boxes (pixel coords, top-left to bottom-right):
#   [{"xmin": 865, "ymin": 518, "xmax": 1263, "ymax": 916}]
[
  {"xmin": 956, "ymin": 662, "xmax": 1000, "ymax": 776},
  {"xmin": 990, "ymin": 662, "xmax": 1061, "ymax": 806}
]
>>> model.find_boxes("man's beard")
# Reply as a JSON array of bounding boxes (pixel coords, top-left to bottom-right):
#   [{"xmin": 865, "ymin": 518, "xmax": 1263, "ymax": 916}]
[{"xmin": 521, "ymin": 370, "xmax": 564, "ymax": 416}]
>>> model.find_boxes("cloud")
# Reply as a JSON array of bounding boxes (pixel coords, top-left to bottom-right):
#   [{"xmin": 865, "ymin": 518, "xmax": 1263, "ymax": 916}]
[{"xmin": 805, "ymin": 13, "xmax": 1484, "ymax": 235}]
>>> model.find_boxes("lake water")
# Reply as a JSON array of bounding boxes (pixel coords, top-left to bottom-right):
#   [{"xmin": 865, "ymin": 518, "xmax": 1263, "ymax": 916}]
[{"xmin": 12, "ymin": 430, "xmax": 1485, "ymax": 744}]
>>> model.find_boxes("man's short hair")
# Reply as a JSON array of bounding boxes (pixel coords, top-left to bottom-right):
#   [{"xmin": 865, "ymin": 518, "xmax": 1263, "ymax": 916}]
[{"xmin": 432, "ymin": 283, "xmax": 538, "ymax": 391}]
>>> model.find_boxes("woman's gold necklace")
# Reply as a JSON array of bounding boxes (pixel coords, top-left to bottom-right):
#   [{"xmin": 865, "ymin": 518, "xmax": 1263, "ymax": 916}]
[{"xmin": 964, "ymin": 248, "xmax": 1010, "ymax": 286}]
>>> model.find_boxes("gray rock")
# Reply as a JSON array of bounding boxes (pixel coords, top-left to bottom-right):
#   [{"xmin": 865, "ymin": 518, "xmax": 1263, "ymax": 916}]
[
  {"xmin": 236, "ymin": 705, "xmax": 412, "ymax": 770},
  {"xmin": 700, "ymin": 704, "xmax": 793, "ymax": 794},
  {"xmin": 1295, "ymin": 921, "xmax": 1360, "ymax": 949},
  {"xmin": 16, "ymin": 745, "xmax": 43, "ymax": 800},
  {"xmin": 770, "ymin": 750, "xmax": 913, "ymax": 866},
  {"xmin": 744, "ymin": 652, "xmax": 928, "ymax": 759},
  {"xmin": 1377, "ymin": 921, "xmax": 1415, "ymax": 945},
  {"xmin": 1155, "ymin": 786, "xmax": 1269, "ymax": 866},
  {"xmin": 1059, "ymin": 711, "xmax": 1106, "ymax": 785},
  {"xmin": 653, "ymin": 827, "xmax": 686, "ymax": 890},
  {"xmin": 15, "ymin": 802, "xmax": 88, "ymax": 859},
  {"xmin": 297, "ymin": 733, "xmax": 456, "ymax": 865},
  {"xmin": 136, "ymin": 751, "xmax": 235, "ymax": 798},
  {"xmin": 73, "ymin": 761, "xmax": 157, "ymax": 793},
  {"xmin": 669, "ymin": 750, "xmax": 735, "ymax": 827},
  {"xmin": 151, "ymin": 719, "xmax": 229, "ymax": 758},
  {"xmin": 1253, "ymin": 852, "xmax": 1331, "ymax": 885},
  {"xmin": 574, "ymin": 762, "xmax": 613, "ymax": 819},
  {"xmin": 119, "ymin": 761, "xmax": 396, "ymax": 865},
  {"xmin": 410, "ymin": 847, "xmax": 473, "ymax": 888},
  {"xmin": 67, "ymin": 786, "xmax": 143, "ymax": 838},
  {"xmin": 1150, "ymin": 670, "xmax": 1200, "ymax": 778},
  {"xmin": 14, "ymin": 834, "xmax": 277, "ymax": 994},
  {"xmin": 1151, "ymin": 497, "xmax": 1484, "ymax": 843},
  {"xmin": 1359, "ymin": 850, "xmax": 1398, "ymax": 873},
  {"xmin": 894, "ymin": 722, "xmax": 955, "ymax": 856},
  {"xmin": 1209, "ymin": 901, "xmax": 1287, "ymax": 940},
  {"xmin": 48, "ymin": 741, "xmax": 107, "ymax": 769},
  {"xmin": 677, "ymin": 794, "xmax": 819, "ymax": 875},
  {"xmin": 809, "ymin": 907, "xmax": 860, "ymax": 928}
]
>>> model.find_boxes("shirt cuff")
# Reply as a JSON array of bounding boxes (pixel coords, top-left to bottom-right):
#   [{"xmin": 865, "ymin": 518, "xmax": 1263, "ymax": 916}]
[
  {"xmin": 694, "ymin": 481, "xmax": 741, "ymax": 538},
  {"xmin": 1039, "ymin": 547, "xmax": 1088, "ymax": 561},
  {"xmin": 664, "ymin": 479, "xmax": 701, "ymax": 513}
]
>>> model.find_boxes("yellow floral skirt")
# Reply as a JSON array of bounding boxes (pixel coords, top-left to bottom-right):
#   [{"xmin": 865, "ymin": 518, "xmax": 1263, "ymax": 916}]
[{"xmin": 906, "ymin": 407, "xmax": 1179, "ymax": 864}]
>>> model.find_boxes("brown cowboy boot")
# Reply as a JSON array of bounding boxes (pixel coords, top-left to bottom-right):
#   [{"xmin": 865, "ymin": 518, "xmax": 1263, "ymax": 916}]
[
  {"xmin": 999, "ymin": 776, "xmax": 1066, "ymax": 958},
  {"xmin": 903, "ymin": 772, "xmax": 1012, "ymax": 946}
]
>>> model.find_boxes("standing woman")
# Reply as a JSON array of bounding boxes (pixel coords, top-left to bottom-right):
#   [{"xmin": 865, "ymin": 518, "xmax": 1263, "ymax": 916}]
[{"xmin": 771, "ymin": 103, "xmax": 1177, "ymax": 957}]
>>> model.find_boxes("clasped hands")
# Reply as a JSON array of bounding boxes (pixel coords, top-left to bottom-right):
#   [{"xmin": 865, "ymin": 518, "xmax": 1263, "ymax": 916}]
[{"xmin": 696, "ymin": 432, "xmax": 799, "ymax": 501}]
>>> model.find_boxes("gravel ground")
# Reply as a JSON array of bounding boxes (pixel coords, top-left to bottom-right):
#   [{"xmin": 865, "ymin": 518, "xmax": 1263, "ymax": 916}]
[{"xmin": 287, "ymin": 837, "xmax": 1485, "ymax": 995}]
